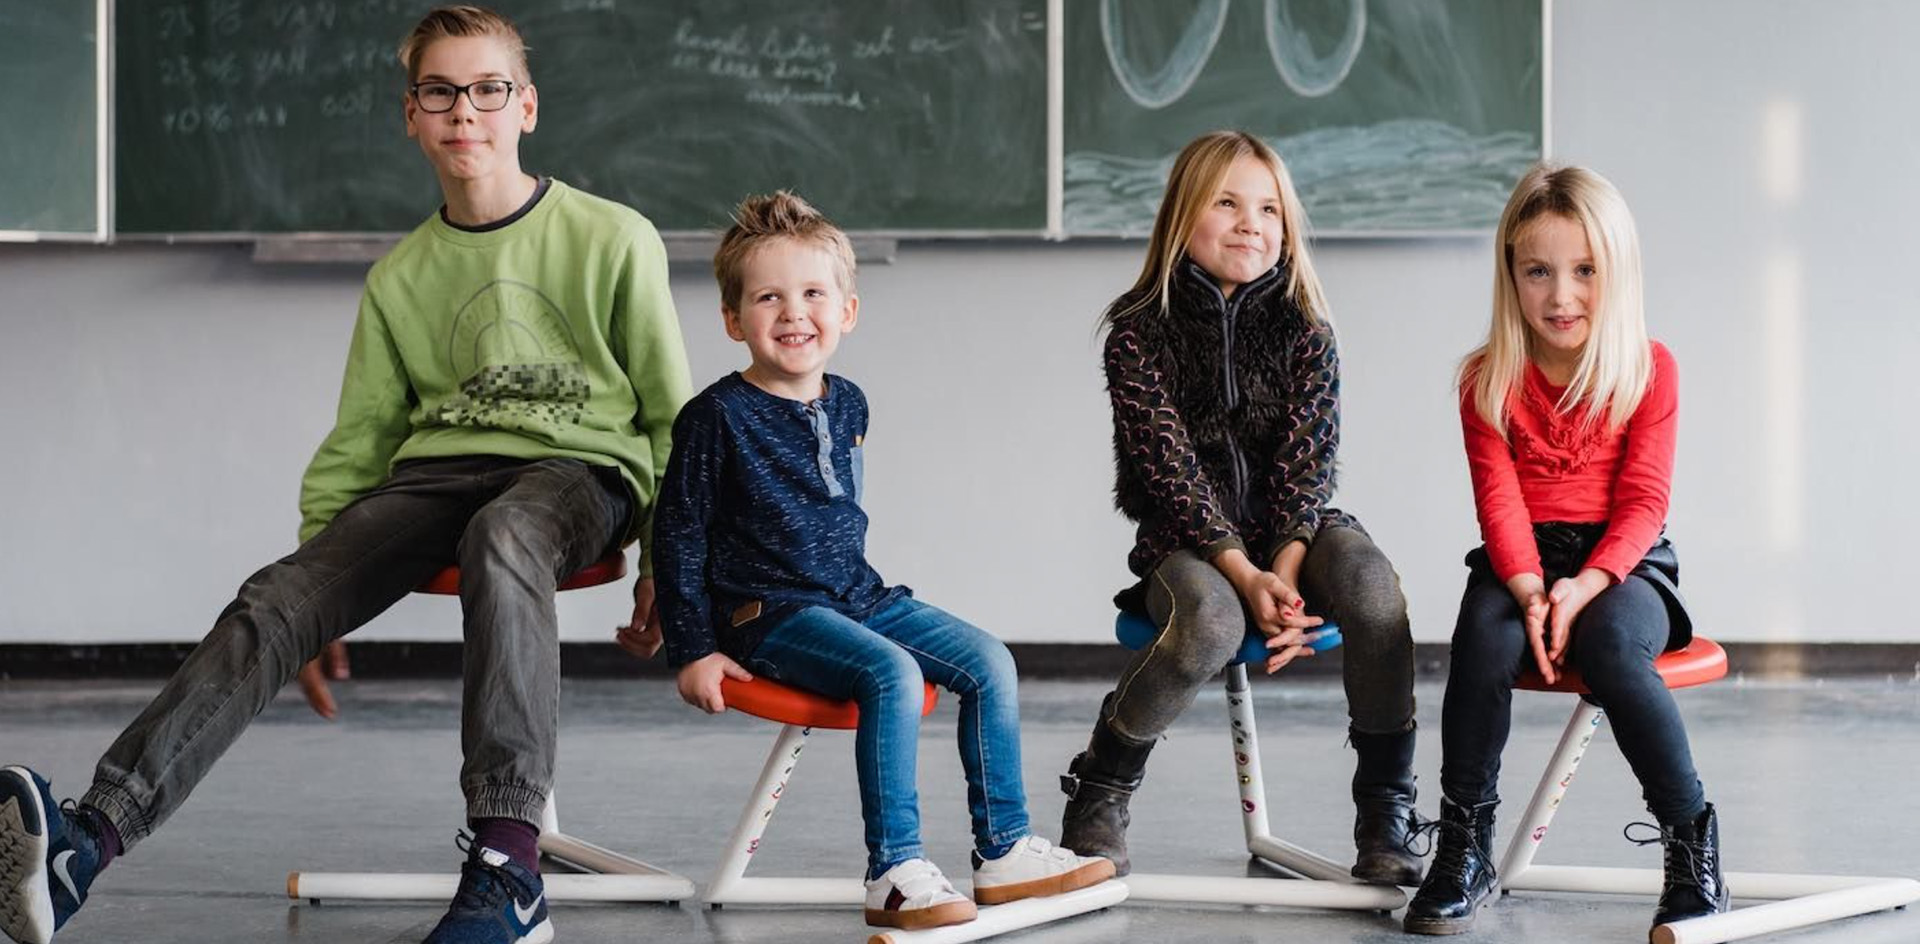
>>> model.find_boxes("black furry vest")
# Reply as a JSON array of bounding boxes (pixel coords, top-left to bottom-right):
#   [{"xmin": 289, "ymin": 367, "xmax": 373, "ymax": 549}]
[{"xmin": 1108, "ymin": 261, "xmax": 1316, "ymax": 531}]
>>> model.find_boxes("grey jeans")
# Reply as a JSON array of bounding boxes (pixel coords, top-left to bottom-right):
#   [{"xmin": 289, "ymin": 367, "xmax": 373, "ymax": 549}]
[
  {"xmin": 1107, "ymin": 526, "xmax": 1415, "ymax": 744},
  {"xmin": 81, "ymin": 456, "xmax": 629, "ymax": 849}
]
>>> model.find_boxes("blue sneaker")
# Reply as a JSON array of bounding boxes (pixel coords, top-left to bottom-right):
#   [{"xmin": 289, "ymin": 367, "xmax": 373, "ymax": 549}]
[
  {"xmin": 422, "ymin": 833, "xmax": 552, "ymax": 944},
  {"xmin": 0, "ymin": 767, "xmax": 101, "ymax": 944}
]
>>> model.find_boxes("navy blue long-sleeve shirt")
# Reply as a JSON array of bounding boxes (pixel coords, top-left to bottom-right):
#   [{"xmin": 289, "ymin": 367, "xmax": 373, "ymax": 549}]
[{"xmin": 655, "ymin": 372, "xmax": 907, "ymax": 668}]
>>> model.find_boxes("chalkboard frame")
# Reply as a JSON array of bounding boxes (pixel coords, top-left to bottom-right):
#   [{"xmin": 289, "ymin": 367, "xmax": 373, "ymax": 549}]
[
  {"xmin": 97, "ymin": 0, "xmax": 1547, "ymax": 247},
  {"xmin": 0, "ymin": 0, "xmax": 111, "ymax": 243}
]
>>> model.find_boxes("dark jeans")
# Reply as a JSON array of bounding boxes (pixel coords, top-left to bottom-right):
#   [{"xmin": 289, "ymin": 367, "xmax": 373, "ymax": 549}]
[
  {"xmin": 81, "ymin": 456, "xmax": 629, "ymax": 849},
  {"xmin": 1106, "ymin": 525, "xmax": 1416, "ymax": 744},
  {"xmin": 1439, "ymin": 566, "xmax": 1706, "ymax": 825}
]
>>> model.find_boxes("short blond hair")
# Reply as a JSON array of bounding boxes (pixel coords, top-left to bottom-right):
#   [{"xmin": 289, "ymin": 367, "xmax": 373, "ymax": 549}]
[
  {"xmin": 713, "ymin": 191, "xmax": 856, "ymax": 312},
  {"xmin": 397, "ymin": 6, "xmax": 530, "ymax": 83},
  {"xmin": 1462, "ymin": 163, "xmax": 1651, "ymax": 438},
  {"xmin": 1107, "ymin": 130, "xmax": 1328, "ymax": 328}
]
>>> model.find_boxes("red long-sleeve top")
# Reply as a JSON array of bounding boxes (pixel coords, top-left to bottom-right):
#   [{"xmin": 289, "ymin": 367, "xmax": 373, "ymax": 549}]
[{"xmin": 1461, "ymin": 341, "xmax": 1678, "ymax": 583}]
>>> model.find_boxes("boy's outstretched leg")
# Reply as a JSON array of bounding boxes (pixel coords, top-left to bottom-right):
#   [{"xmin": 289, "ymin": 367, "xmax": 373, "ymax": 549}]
[{"xmin": 0, "ymin": 768, "xmax": 105, "ymax": 944}]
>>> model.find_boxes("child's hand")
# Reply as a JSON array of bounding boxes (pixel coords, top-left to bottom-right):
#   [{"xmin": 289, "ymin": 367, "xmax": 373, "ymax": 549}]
[
  {"xmin": 1234, "ymin": 570, "xmax": 1323, "ymax": 639},
  {"xmin": 1545, "ymin": 568, "xmax": 1612, "ymax": 670},
  {"xmin": 1261, "ymin": 626, "xmax": 1324, "ymax": 675},
  {"xmin": 677, "ymin": 652, "xmax": 753, "ymax": 714},
  {"xmin": 615, "ymin": 577, "xmax": 663, "ymax": 659},
  {"xmin": 1505, "ymin": 573, "xmax": 1554, "ymax": 683},
  {"xmin": 295, "ymin": 640, "xmax": 352, "ymax": 720}
]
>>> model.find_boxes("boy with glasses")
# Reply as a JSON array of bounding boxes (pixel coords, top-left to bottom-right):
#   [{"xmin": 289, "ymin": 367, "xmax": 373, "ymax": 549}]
[{"xmin": 0, "ymin": 7, "xmax": 690, "ymax": 944}]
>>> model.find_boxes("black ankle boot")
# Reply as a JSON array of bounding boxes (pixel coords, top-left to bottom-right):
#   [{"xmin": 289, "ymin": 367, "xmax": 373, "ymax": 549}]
[
  {"xmin": 1350, "ymin": 725, "xmax": 1424, "ymax": 886},
  {"xmin": 1641, "ymin": 803, "xmax": 1729, "ymax": 932},
  {"xmin": 1059, "ymin": 694, "xmax": 1155, "ymax": 876},
  {"xmin": 1403, "ymin": 798, "xmax": 1499, "ymax": 935}
]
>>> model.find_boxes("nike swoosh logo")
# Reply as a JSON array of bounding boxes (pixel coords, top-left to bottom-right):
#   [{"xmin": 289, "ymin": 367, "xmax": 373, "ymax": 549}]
[
  {"xmin": 512, "ymin": 894, "xmax": 543, "ymax": 927},
  {"xmin": 52, "ymin": 850, "xmax": 81, "ymax": 903}
]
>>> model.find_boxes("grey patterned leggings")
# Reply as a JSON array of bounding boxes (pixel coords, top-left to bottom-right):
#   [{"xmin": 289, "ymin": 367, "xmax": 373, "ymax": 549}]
[{"xmin": 1106, "ymin": 526, "xmax": 1416, "ymax": 744}]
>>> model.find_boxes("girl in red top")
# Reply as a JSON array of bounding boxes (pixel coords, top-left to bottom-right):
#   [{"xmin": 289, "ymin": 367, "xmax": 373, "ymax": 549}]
[{"xmin": 1404, "ymin": 165, "xmax": 1728, "ymax": 936}]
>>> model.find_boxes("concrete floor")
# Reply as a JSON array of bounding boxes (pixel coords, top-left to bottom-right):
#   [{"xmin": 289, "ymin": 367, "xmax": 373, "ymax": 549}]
[{"xmin": 1, "ymin": 675, "xmax": 1916, "ymax": 944}]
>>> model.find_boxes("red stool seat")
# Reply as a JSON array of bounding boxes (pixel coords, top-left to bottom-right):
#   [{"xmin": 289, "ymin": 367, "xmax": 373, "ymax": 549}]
[
  {"xmin": 414, "ymin": 551, "xmax": 629, "ymax": 596},
  {"xmin": 720, "ymin": 675, "xmax": 939, "ymax": 730},
  {"xmin": 1515, "ymin": 636, "xmax": 1727, "ymax": 694}
]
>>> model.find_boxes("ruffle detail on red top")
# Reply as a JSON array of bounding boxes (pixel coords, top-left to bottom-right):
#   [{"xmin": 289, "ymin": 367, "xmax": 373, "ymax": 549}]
[{"xmin": 1510, "ymin": 369, "xmax": 1609, "ymax": 475}]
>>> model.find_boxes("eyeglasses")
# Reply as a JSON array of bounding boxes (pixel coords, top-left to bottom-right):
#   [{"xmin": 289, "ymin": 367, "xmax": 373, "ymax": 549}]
[{"xmin": 410, "ymin": 79, "xmax": 518, "ymax": 113}]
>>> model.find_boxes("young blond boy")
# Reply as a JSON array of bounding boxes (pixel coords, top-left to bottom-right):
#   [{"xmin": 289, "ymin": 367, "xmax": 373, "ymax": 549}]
[{"xmin": 647, "ymin": 192, "xmax": 1113, "ymax": 933}]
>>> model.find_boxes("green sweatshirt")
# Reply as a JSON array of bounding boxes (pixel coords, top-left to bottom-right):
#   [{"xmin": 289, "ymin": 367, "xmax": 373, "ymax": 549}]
[{"xmin": 297, "ymin": 180, "xmax": 693, "ymax": 573}]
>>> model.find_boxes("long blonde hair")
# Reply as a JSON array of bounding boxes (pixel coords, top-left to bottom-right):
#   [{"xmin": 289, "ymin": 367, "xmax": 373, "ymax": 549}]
[
  {"xmin": 1104, "ymin": 130, "xmax": 1328, "ymax": 328},
  {"xmin": 1462, "ymin": 163, "xmax": 1650, "ymax": 438}
]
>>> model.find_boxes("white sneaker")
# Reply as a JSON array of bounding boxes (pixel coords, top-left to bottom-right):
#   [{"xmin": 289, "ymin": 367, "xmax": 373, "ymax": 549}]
[
  {"xmin": 863, "ymin": 858, "xmax": 978, "ymax": 930},
  {"xmin": 972, "ymin": 835, "xmax": 1117, "ymax": 905}
]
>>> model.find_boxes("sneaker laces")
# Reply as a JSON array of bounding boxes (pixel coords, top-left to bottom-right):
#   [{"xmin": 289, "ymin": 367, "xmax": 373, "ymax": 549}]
[
  {"xmin": 56, "ymin": 799, "xmax": 98, "ymax": 848},
  {"xmin": 1624, "ymin": 821, "xmax": 1715, "ymax": 892},
  {"xmin": 449, "ymin": 830, "xmax": 517, "ymax": 912}
]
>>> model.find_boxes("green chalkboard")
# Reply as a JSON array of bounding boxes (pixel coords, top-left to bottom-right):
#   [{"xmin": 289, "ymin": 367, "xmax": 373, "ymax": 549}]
[
  {"xmin": 1066, "ymin": 0, "xmax": 1544, "ymax": 235},
  {"xmin": 0, "ymin": 0, "xmax": 100, "ymax": 236},
  {"xmin": 114, "ymin": 0, "xmax": 1049, "ymax": 235}
]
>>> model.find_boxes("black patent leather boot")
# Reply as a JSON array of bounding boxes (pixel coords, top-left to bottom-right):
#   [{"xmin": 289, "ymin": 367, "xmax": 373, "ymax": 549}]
[
  {"xmin": 1647, "ymin": 803, "xmax": 1729, "ymax": 935},
  {"xmin": 1403, "ymin": 798, "xmax": 1499, "ymax": 935}
]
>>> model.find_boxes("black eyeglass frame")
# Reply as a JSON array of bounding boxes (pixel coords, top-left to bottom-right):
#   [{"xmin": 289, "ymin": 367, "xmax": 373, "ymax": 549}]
[{"xmin": 409, "ymin": 79, "xmax": 521, "ymax": 113}]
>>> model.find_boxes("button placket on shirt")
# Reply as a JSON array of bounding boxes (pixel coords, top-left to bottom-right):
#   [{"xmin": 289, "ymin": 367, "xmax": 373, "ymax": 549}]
[{"xmin": 804, "ymin": 400, "xmax": 845, "ymax": 498}]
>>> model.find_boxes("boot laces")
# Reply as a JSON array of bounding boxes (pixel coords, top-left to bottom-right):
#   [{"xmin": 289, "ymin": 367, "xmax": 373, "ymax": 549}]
[
  {"xmin": 1624, "ymin": 821, "xmax": 1714, "ymax": 891},
  {"xmin": 1404, "ymin": 815, "xmax": 1475, "ymax": 882}
]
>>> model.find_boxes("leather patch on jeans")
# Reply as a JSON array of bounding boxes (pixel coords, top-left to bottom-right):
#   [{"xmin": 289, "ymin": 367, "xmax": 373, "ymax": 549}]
[{"xmin": 731, "ymin": 600, "xmax": 764, "ymax": 627}]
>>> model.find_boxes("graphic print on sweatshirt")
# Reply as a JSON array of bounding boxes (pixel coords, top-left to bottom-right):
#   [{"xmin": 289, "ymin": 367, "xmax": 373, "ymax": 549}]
[{"xmin": 437, "ymin": 279, "xmax": 590, "ymax": 430}]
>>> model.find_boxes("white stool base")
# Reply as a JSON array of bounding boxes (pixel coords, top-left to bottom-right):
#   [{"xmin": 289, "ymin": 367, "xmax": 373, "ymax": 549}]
[
  {"xmin": 288, "ymin": 792, "xmax": 695, "ymax": 903},
  {"xmin": 1654, "ymin": 879, "xmax": 1920, "ymax": 944},
  {"xmin": 870, "ymin": 881, "xmax": 1129, "ymax": 944},
  {"xmin": 1111, "ymin": 665, "xmax": 1408, "ymax": 912},
  {"xmin": 1125, "ymin": 873, "xmax": 1401, "ymax": 909},
  {"xmin": 287, "ymin": 869, "xmax": 693, "ymax": 903},
  {"xmin": 1495, "ymin": 701, "xmax": 1920, "ymax": 943},
  {"xmin": 703, "ymin": 722, "xmax": 1127, "ymax": 943}
]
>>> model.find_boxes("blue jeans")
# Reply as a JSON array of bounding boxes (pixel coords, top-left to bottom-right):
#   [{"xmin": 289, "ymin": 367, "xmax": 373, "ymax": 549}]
[{"xmin": 746, "ymin": 597, "xmax": 1030, "ymax": 877}]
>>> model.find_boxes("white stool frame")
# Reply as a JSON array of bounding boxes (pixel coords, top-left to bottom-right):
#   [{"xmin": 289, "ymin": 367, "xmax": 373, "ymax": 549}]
[
  {"xmin": 1120, "ymin": 664, "xmax": 1408, "ymax": 911},
  {"xmin": 704, "ymin": 719, "xmax": 1129, "ymax": 944},
  {"xmin": 287, "ymin": 790, "xmax": 696, "ymax": 903},
  {"xmin": 1498, "ymin": 698, "xmax": 1920, "ymax": 944}
]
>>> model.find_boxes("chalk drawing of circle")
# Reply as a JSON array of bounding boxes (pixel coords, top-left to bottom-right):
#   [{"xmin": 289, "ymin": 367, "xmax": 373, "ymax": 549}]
[
  {"xmin": 447, "ymin": 280, "xmax": 580, "ymax": 380},
  {"xmin": 1100, "ymin": 0, "xmax": 1230, "ymax": 110},
  {"xmin": 1264, "ymin": 0, "xmax": 1366, "ymax": 98}
]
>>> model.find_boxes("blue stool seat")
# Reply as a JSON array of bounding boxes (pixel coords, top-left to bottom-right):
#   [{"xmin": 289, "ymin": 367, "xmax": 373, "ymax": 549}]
[{"xmin": 1114, "ymin": 610, "xmax": 1342, "ymax": 666}]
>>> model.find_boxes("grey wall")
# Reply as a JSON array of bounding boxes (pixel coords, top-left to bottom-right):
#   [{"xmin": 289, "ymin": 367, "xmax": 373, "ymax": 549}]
[{"xmin": 1, "ymin": 0, "xmax": 1914, "ymax": 646}]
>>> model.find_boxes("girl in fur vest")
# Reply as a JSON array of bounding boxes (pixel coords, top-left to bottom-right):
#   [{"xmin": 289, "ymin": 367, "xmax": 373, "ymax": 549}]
[
  {"xmin": 1402, "ymin": 164, "xmax": 1725, "ymax": 936},
  {"xmin": 1059, "ymin": 130, "xmax": 1422, "ymax": 887}
]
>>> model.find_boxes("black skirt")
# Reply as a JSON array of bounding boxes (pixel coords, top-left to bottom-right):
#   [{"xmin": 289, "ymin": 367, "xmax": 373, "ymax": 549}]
[{"xmin": 1464, "ymin": 521, "xmax": 1693, "ymax": 652}]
